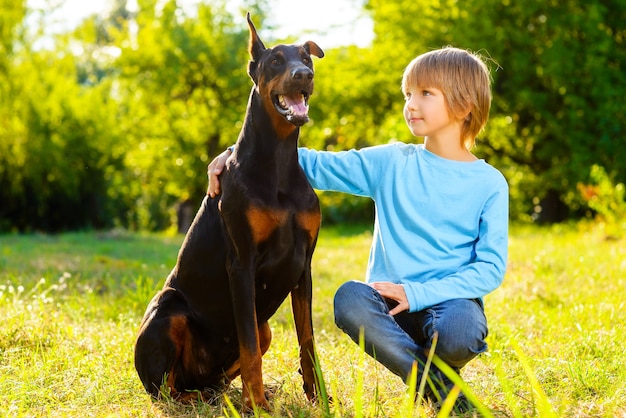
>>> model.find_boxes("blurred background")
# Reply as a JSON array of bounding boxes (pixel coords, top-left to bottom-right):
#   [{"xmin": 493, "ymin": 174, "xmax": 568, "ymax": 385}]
[{"xmin": 1, "ymin": 0, "xmax": 624, "ymax": 233}]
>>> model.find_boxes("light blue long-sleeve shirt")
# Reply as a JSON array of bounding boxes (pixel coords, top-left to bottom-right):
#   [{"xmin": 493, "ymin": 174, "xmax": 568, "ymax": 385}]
[{"xmin": 298, "ymin": 142, "xmax": 509, "ymax": 312}]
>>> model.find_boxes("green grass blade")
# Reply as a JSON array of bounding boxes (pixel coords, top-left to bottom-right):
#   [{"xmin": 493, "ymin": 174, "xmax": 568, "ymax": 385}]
[
  {"xmin": 354, "ymin": 327, "xmax": 366, "ymax": 418},
  {"xmin": 312, "ymin": 348, "xmax": 332, "ymax": 417},
  {"xmin": 399, "ymin": 361, "xmax": 418, "ymax": 417},
  {"xmin": 511, "ymin": 340, "xmax": 558, "ymax": 417},
  {"xmin": 222, "ymin": 394, "xmax": 241, "ymax": 418},
  {"xmin": 431, "ymin": 356, "xmax": 494, "ymax": 418}
]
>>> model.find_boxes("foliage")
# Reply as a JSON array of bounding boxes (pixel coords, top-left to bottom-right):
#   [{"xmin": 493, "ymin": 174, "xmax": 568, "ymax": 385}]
[
  {"xmin": 1, "ymin": 0, "xmax": 262, "ymax": 231},
  {"xmin": 0, "ymin": 0, "xmax": 25, "ymax": 60},
  {"xmin": 0, "ymin": 46, "xmax": 124, "ymax": 231},
  {"xmin": 1, "ymin": 0, "xmax": 625, "ymax": 230},
  {"xmin": 109, "ymin": 0, "xmax": 254, "ymax": 229},
  {"xmin": 577, "ymin": 164, "xmax": 626, "ymax": 238},
  {"xmin": 1, "ymin": 224, "xmax": 625, "ymax": 416},
  {"xmin": 317, "ymin": 191, "xmax": 374, "ymax": 225}
]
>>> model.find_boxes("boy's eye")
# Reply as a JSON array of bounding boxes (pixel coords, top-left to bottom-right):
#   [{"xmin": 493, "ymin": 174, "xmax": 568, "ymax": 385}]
[
  {"xmin": 422, "ymin": 90, "xmax": 432, "ymax": 96},
  {"xmin": 404, "ymin": 92, "xmax": 412, "ymax": 100}
]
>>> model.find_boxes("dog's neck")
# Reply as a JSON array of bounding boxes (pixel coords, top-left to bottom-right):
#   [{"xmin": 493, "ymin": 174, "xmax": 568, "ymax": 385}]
[
  {"xmin": 230, "ymin": 90, "xmax": 302, "ymax": 195},
  {"xmin": 236, "ymin": 89, "xmax": 301, "ymax": 161}
]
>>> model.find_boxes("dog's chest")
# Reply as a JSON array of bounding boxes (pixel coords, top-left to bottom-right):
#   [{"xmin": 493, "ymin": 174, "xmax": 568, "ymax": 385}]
[
  {"xmin": 244, "ymin": 193, "xmax": 320, "ymax": 247},
  {"xmin": 222, "ymin": 164, "xmax": 320, "ymax": 243}
]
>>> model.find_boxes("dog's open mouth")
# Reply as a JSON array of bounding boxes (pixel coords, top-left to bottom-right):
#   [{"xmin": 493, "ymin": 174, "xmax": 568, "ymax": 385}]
[{"xmin": 273, "ymin": 92, "xmax": 310, "ymax": 125}]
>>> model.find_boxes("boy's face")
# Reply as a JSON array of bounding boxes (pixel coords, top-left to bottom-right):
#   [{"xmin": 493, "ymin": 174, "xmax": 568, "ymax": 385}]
[{"xmin": 403, "ymin": 85, "xmax": 463, "ymax": 142}]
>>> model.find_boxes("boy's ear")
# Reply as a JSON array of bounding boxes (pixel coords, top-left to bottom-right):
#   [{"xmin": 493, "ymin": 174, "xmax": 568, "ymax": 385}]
[{"xmin": 457, "ymin": 104, "xmax": 472, "ymax": 121}]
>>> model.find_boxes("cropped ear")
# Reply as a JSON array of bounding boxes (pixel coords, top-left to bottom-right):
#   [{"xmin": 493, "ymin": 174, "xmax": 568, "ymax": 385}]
[
  {"xmin": 247, "ymin": 12, "xmax": 266, "ymax": 62},
  {"xmin": 302, "ymin": 41, "xmax": 324, "ymax": 58},
  {"xmin": 247, "ymin": 59, "xmax": 258, "ymax": 83}
]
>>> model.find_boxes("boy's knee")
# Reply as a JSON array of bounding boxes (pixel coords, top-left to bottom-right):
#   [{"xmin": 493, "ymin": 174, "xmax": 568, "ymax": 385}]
[
  {"xmin": 435, "ymin": 325, "xmax": 487, "ymax": 368},
  {"xmin": 333, "ymin": 280, "xmax": 380, "ymax": 335},
  {"xmin": 427, "ymin": 299, "xmax": 488, "ymax": 368},
  {"xmin": 333, "ymin": 281, "xmax": 361, "ymax": 328}
]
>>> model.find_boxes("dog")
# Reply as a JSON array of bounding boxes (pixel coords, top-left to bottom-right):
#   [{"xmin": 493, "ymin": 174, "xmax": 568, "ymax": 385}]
[{"xmin": 134, "ymin": 13, "xmax": 324, "ymax": 410}]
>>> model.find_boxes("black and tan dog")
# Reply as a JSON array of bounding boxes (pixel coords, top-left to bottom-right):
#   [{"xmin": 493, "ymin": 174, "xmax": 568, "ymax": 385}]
[{"xmin": 134, "ymin": 14, "xmax": 324, "ymax": 410}]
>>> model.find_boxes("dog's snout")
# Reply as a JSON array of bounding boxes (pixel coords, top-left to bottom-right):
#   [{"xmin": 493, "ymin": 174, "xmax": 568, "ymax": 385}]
[{"xmin": 291, "ymin": 67, "xmax": 314, "ymax": 81}]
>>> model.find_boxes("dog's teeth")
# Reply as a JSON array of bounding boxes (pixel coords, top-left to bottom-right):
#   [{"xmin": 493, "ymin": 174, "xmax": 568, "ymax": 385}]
[{"xmin": 278, "ymin": 95, "xmax": 287, "ymax": 108}]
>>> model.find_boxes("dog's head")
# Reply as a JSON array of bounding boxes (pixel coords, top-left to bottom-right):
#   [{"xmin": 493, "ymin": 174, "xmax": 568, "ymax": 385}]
[{"xmin": 246, "ymin": 13, "xmax": 324, "ymax": 127}]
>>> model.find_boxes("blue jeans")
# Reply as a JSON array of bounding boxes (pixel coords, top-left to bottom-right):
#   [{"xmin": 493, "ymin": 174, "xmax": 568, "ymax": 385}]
[{"xmin": 334, "ymin": 280, "xmax": 488, "ymax": 384}]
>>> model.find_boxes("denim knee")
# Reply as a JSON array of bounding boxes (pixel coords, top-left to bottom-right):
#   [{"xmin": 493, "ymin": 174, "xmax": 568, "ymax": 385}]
[
  {"xmin": 435, "ymin": 330, "xmax": 486, "ymax": 368},
  {"xmin": 333, "ymin": 280, "xmax": 423, "ymax": 380},
  {"xmin": 427, "ymin": 299, "xmax": 488, "ymax": 368},
  {"xmin": 333, "ymin": 280, "xmax": 370, "ymax": 333}
]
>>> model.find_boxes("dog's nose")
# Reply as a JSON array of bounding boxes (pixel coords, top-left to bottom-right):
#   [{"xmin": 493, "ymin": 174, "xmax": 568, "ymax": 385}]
[{"xmin": 291, "ymin": 67, "xmax": 314, "ymax": 81}]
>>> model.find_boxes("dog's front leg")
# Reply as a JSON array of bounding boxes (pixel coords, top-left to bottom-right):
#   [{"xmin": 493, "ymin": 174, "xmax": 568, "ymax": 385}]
[
  {"xmin": 291, "ymin": 267, "xmax": 317, "ymax": 402},
  {"xmin": 229, "ymin": 262, "xmax": 269, "ymax": 410}
]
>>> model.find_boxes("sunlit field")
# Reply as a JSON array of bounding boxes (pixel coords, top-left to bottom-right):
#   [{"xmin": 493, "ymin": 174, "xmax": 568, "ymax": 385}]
[{"xmin": 1, "ymin": 222, "xmax": 624, "ymax": 417}]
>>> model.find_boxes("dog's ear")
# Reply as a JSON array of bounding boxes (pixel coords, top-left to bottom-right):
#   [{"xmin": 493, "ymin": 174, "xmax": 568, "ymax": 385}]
[
  {"xmin": 247, "ymin": 59, "xmax": 258, "ymax": 83},
  {"xmin": 302, "ymin": 41, "xmax": 324, "ymax": 59},
  {"xmin": 247, "ymin": 13, "xmax": 266, "ymax": 62},
  {"xmin": 247, "ymin": 12, "xmax": 265, "ymax": 83}
]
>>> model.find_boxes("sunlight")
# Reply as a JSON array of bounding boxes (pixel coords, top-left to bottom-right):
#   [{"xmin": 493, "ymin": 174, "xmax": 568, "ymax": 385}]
[{"xmin": 26, "ymin": 0, "xmax": 374, "ymax": 48}]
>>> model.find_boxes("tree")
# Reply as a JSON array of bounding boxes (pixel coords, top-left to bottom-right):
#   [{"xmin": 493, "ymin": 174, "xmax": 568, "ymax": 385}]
[
  {"xmin": 106, "ymin": 0, "xmax": 262, "ymax": 229},
  {"xmin": 0, "ymin": 0, "xmax": 125, "ymax": 231},
  {"xmin": 3, "ymin": 0, "xmax": 624, "ymax": 231}
]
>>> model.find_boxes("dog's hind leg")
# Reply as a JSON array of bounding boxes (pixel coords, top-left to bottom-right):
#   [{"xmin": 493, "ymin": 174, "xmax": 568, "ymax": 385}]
[
  {"xmin": 259, "ymin": 321, "xmax": 272, "ymax": 354},
  {"xmin": 135, "ymin": 296, "xmax": 209, "ymax": 401},
  {"xmin": 134, "ymin": 313, "xmax": 182, "ymax": 399}
]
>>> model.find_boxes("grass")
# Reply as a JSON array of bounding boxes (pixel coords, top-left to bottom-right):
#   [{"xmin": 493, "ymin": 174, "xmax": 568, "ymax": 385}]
[{"xmin": 0, "ymin": 222, "xmax": 625, "ymax": 417}]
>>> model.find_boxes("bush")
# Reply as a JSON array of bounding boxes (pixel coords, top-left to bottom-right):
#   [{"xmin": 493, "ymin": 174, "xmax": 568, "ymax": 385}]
[{"xmin": 577, "ymin": 164, "xmax": 626, "ymax": 239}]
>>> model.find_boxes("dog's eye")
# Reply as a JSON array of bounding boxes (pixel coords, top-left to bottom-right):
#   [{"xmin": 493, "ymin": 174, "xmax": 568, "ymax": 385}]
[{"xmin": 302, "ymin": 57, "xmax": 310, "ymax": 64}]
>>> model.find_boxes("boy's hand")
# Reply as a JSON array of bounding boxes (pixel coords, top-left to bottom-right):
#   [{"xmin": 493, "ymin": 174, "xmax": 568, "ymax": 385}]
[
  {"xmin": 207, "ymin": 149, "xmax": 233, "ymax": 198},
  {"xmin": 370, "ymin": 282, "xmax": 409, "ymax": 316}
]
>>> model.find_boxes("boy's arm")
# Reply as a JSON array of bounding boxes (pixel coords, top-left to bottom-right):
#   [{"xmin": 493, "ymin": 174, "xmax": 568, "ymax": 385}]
[
  {"xmin": 402, "ymin": 184, "xmax": 509, "ymax": 312},
  {"xmin": 208, "ymin": 144, "xmax": 392, "ymax": 197},
  {"xmin": 297, "ymin": 146, "xmax": 390, "ymax": 196}
]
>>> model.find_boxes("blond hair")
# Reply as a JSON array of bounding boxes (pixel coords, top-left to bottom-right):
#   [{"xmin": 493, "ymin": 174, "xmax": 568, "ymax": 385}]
[{"xmin": 401, "ymin": 47, "xmax": 492, "ymax": 149}]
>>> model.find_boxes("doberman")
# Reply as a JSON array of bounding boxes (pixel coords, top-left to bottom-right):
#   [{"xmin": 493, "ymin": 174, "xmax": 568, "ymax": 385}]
[{"xmin": 133, "ymin": 13, "xmax": 324, "ymax": 410}]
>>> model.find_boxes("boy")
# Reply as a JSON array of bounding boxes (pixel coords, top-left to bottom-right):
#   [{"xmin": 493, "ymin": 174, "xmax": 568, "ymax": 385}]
[{"xmin": 208, "ymin": 46, "xmax": 508, "ymax": 413}]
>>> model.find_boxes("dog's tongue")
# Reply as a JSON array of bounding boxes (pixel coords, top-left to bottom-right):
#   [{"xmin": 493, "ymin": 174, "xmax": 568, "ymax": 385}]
[{"xmin": 284, "ymin": 94, "xmax": 308, "ymax": 116}]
